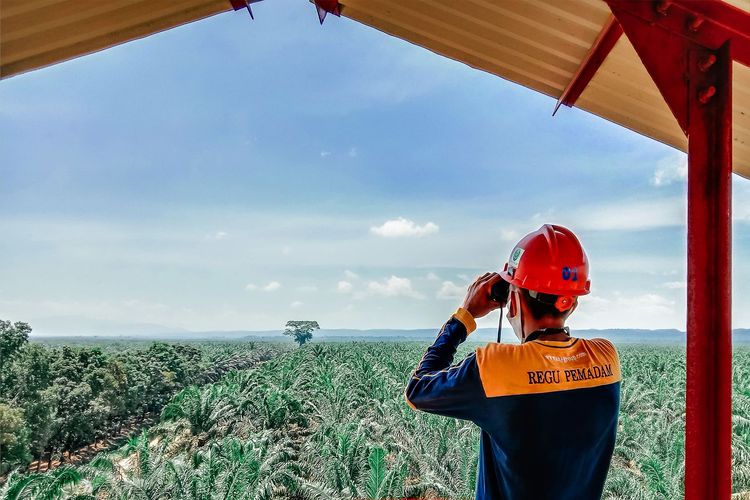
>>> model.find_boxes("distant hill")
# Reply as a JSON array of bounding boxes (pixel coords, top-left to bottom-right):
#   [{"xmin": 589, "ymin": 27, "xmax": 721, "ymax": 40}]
[{"xmin": 31, "ymin": 327, "xmax": 750, "ymax": 344}]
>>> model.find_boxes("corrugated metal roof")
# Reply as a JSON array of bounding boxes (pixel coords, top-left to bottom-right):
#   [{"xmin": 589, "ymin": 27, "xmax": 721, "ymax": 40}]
[
  {"xmin": 1, "ymin": 0, "xmax": 748, "ymax": 177},
  {"xmin": 0, "ymin": 0, "xmax": 232, "ymax": 79}
]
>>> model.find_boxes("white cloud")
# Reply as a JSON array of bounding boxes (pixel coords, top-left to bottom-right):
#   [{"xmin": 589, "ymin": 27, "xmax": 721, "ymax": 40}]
[
  {"xmin": 496, "ymin": 178, "xmax": 750, "ymax": 239},
  {"xmin": 500, "ymin": 228, "xmax": 520, "ymax": 242},
  {"xmin": 436, "ymin": 280, "xmax": 466, "ymax": 300},
  {"xmin": 246, "ymin": 281, "xmax": 281, "ymax": 292},
  {"xmin": 571, "ymin": 197, "xmax": 685, "ymax": 231},
  {"xmin": 509, "ymin": 196, "xmax": 686, "ymax": 233},
  {"xmin": 290, "ymin": 301, "xmax": 303, "ymax": 308},
  {"xmin": 366, "ymin": 276, "xmax": 424, "ymax": 299},
  {"xmin": 572, "ymin": 292, "xmax": 680, "ymax": 330},
  {"xmin": 207, "ymin": 231, "xmax": 228, "ymax": 240},
  {"xmin": 296, "ymin": 285, "xmax": 319, "ymax": 292},
  {"xmin": 0, "ymin": 297, "xmax": 195, "ymax": 334},
  {"xmin": 736, "ymin": 204, "xmax": 750, "ymax": 223},
  {"xmin": 734, "ymin": 177, "xmax": 750, "ymax": 223},
  {"xmin": 281, "ymin": 245, "xmax": 292, "ymax": 256},
  {"xmin": 337, "ymin": 280, "xmax": 353, "ymax": 293},
  {"xmin": 620, "ymin": 293, "xmax": 675, "ymax": 314},
  {"xmin": 662, "ymin": 281, "xmax": 687, "ymax": 289},
  {"xmin": 425, "ymin": 272, "xmax": 440, "ymax": 281},
  {"xmin": 370, "ymin": 217, "xmax": 439, "ymax": 238},
  {"xmin": 320, "ymin": 150, "xmax": 331, "ymax": 157},
  {"xmin": 652, "ymin": 154, "xmax": 687, "ymax": 186},
  {"xmin": 344, "ymin": 270, "xmax": 359, "ymax": 279}
]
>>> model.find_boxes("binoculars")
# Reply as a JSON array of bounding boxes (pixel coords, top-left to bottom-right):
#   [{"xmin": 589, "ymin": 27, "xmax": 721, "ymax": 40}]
[
  {"xmin": 490, "ymin": 279, "xmax": 510, "ymax": 342},
  {"xmin": 490, "ymin": 279, "xmax": 510, "ymax": 306}
]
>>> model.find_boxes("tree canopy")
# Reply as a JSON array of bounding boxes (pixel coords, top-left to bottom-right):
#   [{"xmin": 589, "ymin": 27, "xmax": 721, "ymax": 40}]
[
  {"xmin": 283, "ymin": 321, "xmax": 320, "ymax": 347},
  {"xmin": 0, "ymin": 318, "xmax": 268, "ymax": 476}
]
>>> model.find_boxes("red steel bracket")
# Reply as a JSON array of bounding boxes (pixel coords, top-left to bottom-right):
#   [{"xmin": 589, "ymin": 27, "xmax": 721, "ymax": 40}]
[
  {"xmin": 314, "ymin": 0, "xmax": 342, "ymax": 24},
  {"xmin": 655, "ymin": 0, "xmax": 750, "ymax": 66},
  {"xmin": 553, "ymin": 15, "xmax": 623, "ymax": 115},
  {"xmin": 229, "ymin": 0, "xmax": 263, "ymax": 19},
  {"xmin": 606, "ymin": 1, "xmax": 693, "ymax": 131},
  {"xmin": 603, "ymin": 0, "xmax": 748, "ymax": 132}
]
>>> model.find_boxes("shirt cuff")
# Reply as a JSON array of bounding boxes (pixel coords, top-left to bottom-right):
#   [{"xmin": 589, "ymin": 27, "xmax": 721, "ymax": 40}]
[{"xmin": 452, "ymin": 307, "xmax": 477, "ymax": 335}]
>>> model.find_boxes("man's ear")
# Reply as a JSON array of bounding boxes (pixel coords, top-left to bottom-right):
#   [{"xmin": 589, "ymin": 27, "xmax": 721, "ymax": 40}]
[{"xmin": 566, "ymin": 297, "xmax": 579, "ymax": 317}]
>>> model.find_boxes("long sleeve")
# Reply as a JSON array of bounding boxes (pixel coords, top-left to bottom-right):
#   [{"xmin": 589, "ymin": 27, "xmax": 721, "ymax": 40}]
[{"xmin": 404, "ymin": 312, "xmax": 487, "ymax": 422}]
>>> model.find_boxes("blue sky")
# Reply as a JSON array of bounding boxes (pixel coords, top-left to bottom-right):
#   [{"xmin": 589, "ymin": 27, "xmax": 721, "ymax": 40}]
[{"xmin": 2, "ymin": 0, "xmax": 749, "ymax": 333}]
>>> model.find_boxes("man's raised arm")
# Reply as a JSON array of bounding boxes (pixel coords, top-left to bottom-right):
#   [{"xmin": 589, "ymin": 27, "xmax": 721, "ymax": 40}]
[
  {"xmin": 404, "ymin": 272, "xmax": 502, "ymax": 422},
  {"xmin": 404, "ymin": 308, "xmax": 486, "ymax": 421}
]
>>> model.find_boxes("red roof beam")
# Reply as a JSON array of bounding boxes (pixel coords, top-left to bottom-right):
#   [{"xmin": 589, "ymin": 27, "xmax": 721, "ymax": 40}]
[{"xmin": 553, "ymin": 15, "xmax": 623, "ymax": 116}]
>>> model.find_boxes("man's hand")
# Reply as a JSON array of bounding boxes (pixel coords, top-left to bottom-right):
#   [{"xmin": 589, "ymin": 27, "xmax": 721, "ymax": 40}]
[{"xmin": 461, "ymin": 272, "xmax": 503, "ymax": 319}]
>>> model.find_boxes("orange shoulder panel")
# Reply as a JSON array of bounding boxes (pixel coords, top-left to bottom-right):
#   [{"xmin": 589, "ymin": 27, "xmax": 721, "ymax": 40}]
[{"xmin": 475, "ymin": 338, "xmax": 621, "ymax": 398}]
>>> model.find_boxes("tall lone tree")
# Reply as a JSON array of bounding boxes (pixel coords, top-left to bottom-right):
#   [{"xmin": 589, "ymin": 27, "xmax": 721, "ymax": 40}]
[{"xmin": 283, "ymin": 321, "xmax": 319, "ymax": 347}]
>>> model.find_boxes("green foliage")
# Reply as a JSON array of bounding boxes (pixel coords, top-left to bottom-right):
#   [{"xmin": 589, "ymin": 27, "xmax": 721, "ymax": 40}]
[
  {"xmin": 161, "ymin": 385, "xmax": 237, "ymax": 442},
  {"xmin": 283, "ymin": 321, "xmax": 320, "ymax": 347},
  {"xmin": 0, "ymin": 317, "xmax": 277, "ymax": 477},
  {"xmin": 0, "ymin": 321, "xmax": 30, "ymax": 367},
  {"xmin": 4, "ymin": 343, "xmax": 750, "ymax": 500},
  {"xmin": 365, "ymin": 447, "xmax": 385, "ymax": 500},
  {"xmin": 0, "ymin": 321, "xmax": 31, "ymax": 395},
  {"xmin": 3, "ymin": 467, "xmax": 81, "ymax": 500},
  {"xmin": 0, "ymin": 404, "xmax": 30, "ymax": 474}
]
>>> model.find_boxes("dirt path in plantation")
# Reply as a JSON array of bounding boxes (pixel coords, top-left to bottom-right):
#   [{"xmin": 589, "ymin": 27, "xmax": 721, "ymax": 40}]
[{"xmin": 27, "ymin": 416, "xmax": 158, "ymax": 474}]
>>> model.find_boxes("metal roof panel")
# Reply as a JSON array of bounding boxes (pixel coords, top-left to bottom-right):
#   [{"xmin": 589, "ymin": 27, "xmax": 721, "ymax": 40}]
[{"xmin": 0, "ymin": 0, "xmax": 231, "ymax": 78}]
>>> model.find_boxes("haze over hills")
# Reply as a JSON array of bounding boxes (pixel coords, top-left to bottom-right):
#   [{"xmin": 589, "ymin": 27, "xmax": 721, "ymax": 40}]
[{"xmin": 29, "ymin": 326, "xmax": 750, "ymax": 344}]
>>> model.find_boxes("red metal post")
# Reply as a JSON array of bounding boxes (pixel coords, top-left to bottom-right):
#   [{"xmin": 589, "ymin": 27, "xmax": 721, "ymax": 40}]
[
  {"xmin": 604, "ymin": 1, "xmax": 740, "ymax": 497},
  {"xmin": 685, "ymin": 41, "xmax": 733, "ymax": 500}
]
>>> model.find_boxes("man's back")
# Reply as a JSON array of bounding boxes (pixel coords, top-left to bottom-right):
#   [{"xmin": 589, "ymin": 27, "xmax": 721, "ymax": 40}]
[
  {"xmin": 473, "ymin": 338, "xmax": 620, "ymax": 499},
  {"xmin": 406, "ymin": 226, "xmax": 618, "ymax": 498},
  {"xmin": 405, "ymin": 318, "xmax": 621, "ymax": 500}
]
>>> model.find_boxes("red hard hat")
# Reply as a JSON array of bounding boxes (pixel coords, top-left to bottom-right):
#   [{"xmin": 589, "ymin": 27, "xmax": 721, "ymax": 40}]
[{"xmin": 500, "ymin": 224, "xmax": 590, "ymax": 296}]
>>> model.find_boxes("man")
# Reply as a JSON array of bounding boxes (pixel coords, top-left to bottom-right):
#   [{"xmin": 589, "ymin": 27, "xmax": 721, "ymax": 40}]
[{"xmin": 405, "ymin": 224, "xmax": 620, "ymax": 499}]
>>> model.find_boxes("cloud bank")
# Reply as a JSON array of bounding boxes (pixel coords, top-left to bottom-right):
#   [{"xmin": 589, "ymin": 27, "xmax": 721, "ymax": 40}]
[
  {"xmin": 370, "ymin": 218, "xmax": 439, "ymax": 238},
  {"xmin": 366, "ymin": 276, "xmax": 424, "ymax": 299}
]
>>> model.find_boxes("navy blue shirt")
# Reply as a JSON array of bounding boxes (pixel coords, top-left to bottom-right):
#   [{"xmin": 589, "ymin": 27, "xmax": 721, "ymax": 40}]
[{"xmin": 405, "ymin": 315, "xmax": 620, "ymax": 500}]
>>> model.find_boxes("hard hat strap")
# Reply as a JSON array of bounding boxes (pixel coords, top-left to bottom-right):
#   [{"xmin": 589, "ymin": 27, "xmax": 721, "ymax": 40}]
[
  {"xmin": 496, "ymin": 307, "xmax": 503, "ymax": 343},
  {"xmin": 528, "ymin": 289, "xmax": 575, "ymax": 313},
  {"xmin": 528, "ymin": 289, "xmax": 556, "ymax": 304}
]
